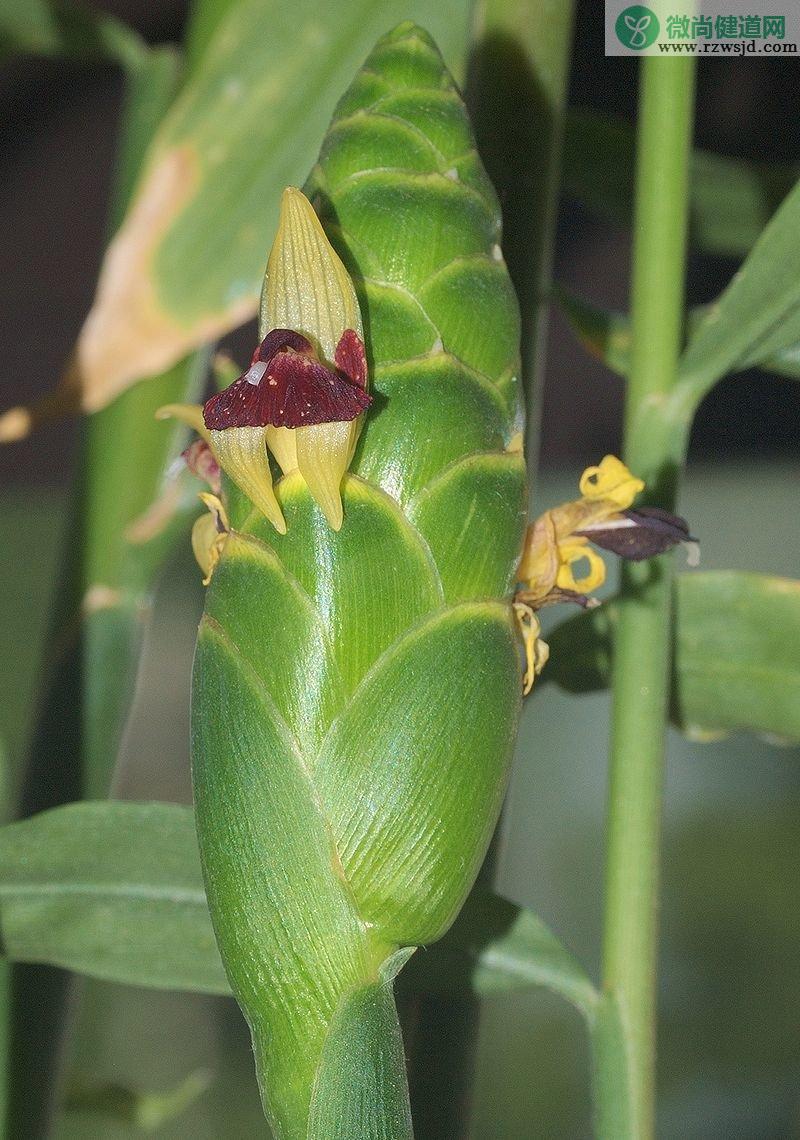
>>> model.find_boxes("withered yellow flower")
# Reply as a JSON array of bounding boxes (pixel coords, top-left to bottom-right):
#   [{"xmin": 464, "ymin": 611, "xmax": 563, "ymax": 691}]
[
  {"xmin": 191, "ymin": 493, "xmax": 229, "ymax": 586},
  {"xmin": 515, "ymin": 455, "xmax": 696, "ymax": 693}
]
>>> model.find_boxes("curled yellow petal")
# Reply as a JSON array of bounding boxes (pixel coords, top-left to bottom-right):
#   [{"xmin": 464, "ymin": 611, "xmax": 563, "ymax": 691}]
[
  {"xmin": 517, "ymin": 513, "xmax": 559, "ymax": 605},
  {"xmin": 210, "ymin": 427, "xmax": 286, "ymax": 534},
  {"xmin": 513, "ymin": 602, "xmax": 550, "ymax": 695},
  {"xmin": 579, "ymin": 455, "xmax": 644, "ymax": 509},
  {"xmin": 155, "ymin": 402, "xmax": 210, "ymax": 443},
  {"xmin": 261, "ymin": 187, "xmax": 363, "ymax": 359},
  {"xmin": 192, "ymin": 493, "xmax": 230, "ymax": 585},
  {"xmin": 555, "ymin": 538, "xmax": 607, "ymax": 594}
]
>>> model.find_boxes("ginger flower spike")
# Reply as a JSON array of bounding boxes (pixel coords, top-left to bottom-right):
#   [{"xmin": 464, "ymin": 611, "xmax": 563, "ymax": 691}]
[
  {"xmin": 203, "ymin": 187, "xmax": 370, "ymax": 533},
  {"xmin": 514, "ymin": 455, "xmax": 697, "ymax": 693}
]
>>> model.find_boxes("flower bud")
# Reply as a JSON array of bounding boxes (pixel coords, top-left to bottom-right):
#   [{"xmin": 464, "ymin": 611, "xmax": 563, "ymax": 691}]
[
  {"xmin": 200, "ymin": 188, "xmax": 370, "ymax": 532},
  {"xmin": 261, "ymin": 187, "xmax": 367, "ymax": 530}
]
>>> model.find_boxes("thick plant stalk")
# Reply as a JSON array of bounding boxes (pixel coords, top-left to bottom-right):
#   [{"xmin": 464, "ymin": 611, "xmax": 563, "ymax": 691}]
[
  {"xmin": 191, "ymin": 23, "xmax": 527, "ymax": 1137},
  {"xmin": 598, "ymin": 57, "xmax": 696, "ymax": 1140}
]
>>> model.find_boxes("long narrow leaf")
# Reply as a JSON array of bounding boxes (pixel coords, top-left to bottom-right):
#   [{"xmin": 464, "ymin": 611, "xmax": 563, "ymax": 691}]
[
  {"xmin": 0, "ymin": 803, "xmax": 228, "ymax": 994},
  {"xmin": 679, "ymin": 178, "xmax": 800, "ymax": 401},
  {"xmin": 405, "ymin": 890, "xmax": 598, "ymax": 1020},
  {"xmin": 562, "ymin": 107, "xmax": 799, "ymax": 259},
  {"xmin": 556, "ymin": 286, "xmax": 800, "ymax": 383},
  {"xmin": 74, "ymin": 0, "xmax": 474, "ymax": 412},
  {"xmin": 0, "ymin": 803, "xmax": 598, "ymax": 1018}
]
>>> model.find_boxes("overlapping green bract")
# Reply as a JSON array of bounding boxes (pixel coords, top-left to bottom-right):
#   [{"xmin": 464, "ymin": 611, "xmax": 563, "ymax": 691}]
[{"xmin": 192, "ymin": 24, "xmax": 527, "ymax": 1138}]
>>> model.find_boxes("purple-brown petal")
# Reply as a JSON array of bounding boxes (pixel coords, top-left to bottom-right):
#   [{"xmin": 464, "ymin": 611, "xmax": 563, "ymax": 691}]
[
  {"xmin": 203, "ymin": 345, "xmax": 371, "ymax": 431},
  {"xmin": 578, "ymin": 506, "xmax": 696, "ymax": 561},
  {"xmin": 254, "ymin": 328, "xmax": 312, "ymax": 364},
  {"xmin": 335, "ymin": 328, "xmax": 367, "ymax": 388},
  {"xmin": 266, "ymin": 352, "xmax": 371, "ymax": 426}
]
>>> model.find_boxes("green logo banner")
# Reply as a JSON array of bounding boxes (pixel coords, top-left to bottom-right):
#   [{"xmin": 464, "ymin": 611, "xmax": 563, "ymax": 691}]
[{"xmin": 606, "ymin": 1, "xmax": 799, "ymax": 54}]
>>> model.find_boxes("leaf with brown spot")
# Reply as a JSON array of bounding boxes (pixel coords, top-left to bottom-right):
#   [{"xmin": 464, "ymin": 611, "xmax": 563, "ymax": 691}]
[{"xmin": 72, "ymin": 0, "xmax": 473, "ymax": 410}]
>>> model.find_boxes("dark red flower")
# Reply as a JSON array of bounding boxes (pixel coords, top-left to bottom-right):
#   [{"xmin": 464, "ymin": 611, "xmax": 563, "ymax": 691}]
[{"xmin": 203, "ymin": 328, "xmax": 370, "ymax": 431}]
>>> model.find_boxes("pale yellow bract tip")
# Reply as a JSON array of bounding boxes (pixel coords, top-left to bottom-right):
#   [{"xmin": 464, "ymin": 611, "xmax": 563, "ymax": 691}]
[{"xmin": 262, "ymin": 187, "xmax": 362, "ymax": 360}]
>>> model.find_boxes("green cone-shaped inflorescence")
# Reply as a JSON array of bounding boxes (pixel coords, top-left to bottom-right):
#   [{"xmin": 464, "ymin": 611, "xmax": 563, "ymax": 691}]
[{"xmin": 190, "ymin": 23, "xmax": 527, "ymax": 1138}]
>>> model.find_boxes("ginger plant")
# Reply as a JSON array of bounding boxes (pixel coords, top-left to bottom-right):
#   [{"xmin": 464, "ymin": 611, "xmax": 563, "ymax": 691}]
[
  {"xmin": 181, "ymin": 27, "xmax": 527, "ymax": 1132},
  {"xmin": 173, "ymin": 25, "xmax": 688, "ymax": 1135}
]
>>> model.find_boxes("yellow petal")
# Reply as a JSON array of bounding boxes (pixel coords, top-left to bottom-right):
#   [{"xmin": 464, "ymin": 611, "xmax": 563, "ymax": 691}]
[
  {"xmin": 155, "ymin": 402, "xmax": 210, "ymax": 443},
  {"xmin": 261, "ymin": 187, "xmax": 363, "ymax": 361},
  {"xmin": 513, "ymin": 602, "xmax": 550, "ymax": 695},
  {"xmin": 191, "ymin": 493, "xmax": 229, "ymax": 585},
  {"xmin": 579, "ymin": 455, "xmax": 644, "ymax": 509},
  {"xmin": 294, "ymin": 421, "xmax": 356, "ymax": 531},
  {"xmin": 265, "ymin": 425, "xmax": 298, "ymax": 475},
  {"xmin": 517, "ymin": 513, "xmax": 560, "ymax": 603},
  {"xmin": 209, "ymin": 427, "xmax": 286, "ymax": 534},
  {"xmin": 555, "ymin": 538, "xmax": 607, "ymax": 594}
]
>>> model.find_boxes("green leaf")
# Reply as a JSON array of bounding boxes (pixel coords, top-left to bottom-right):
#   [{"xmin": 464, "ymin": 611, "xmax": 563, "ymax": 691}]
[
  {"xmin": 554, "ymin": 287, "xmax": 631, "ymax": 377},
  {"xmin": 547, "ymin": 571, "xmax": 800, "ymax": 743},
  {"xmin": 0, "ymin": 802, "xmax": 600, "ymax": 1026},
  {"xmin": 562, "ymin": 107, "xmax": 799, "ymax": 259},
  {"xmin": 314, "ymin": 603, "xmax": 520, "ymax": 945},
  {"xmin": 557, "ymin": 286, "xmax": 800, "ymax": 384},
  {"xmin": 308, "ymin": 951, "xmax": 414, "ymax": 1140},
  {"xmin": 184, "ymin": 0, "xmax": 240, "ymax": 75},
  {"xmin": 406, "ymin": 890, "xmax": 598, "ymax": 1020},
  {"xmin": 109, "ymin": 45, "xmax": 183, "ymax": 231},
  {"xmin": 75, "ymin": 1, "xmax": 474, "ymax": 405},
  {"xmin": 679, "ymin": 177, "xmax": 800, "ymax": 400},
  {"xmin": 0, "ymin": 0, "xmax": 147, "ymax": 66},
  {"xmin": 0, "ymin": 802, "xmax": 228, "ymax": 994},
  {"xmin": 674, "ymin": 571, "xmax": 800, "ymax": 742}
]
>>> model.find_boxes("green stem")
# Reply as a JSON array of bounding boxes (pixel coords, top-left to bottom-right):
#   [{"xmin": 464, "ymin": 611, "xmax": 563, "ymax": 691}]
[{"xmin": 599, "ymin": 57, "xmax": 696, "ymax": 1140}]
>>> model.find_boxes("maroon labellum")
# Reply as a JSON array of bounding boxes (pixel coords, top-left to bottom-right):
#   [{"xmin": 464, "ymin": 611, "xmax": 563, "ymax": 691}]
[
  {"xmin": 203, "ymin": 328, "xmax": 371, "ymax": 431},
  {"xmin": 577, "ymin": 506, "xmax": 697, "ymax": 561}
]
